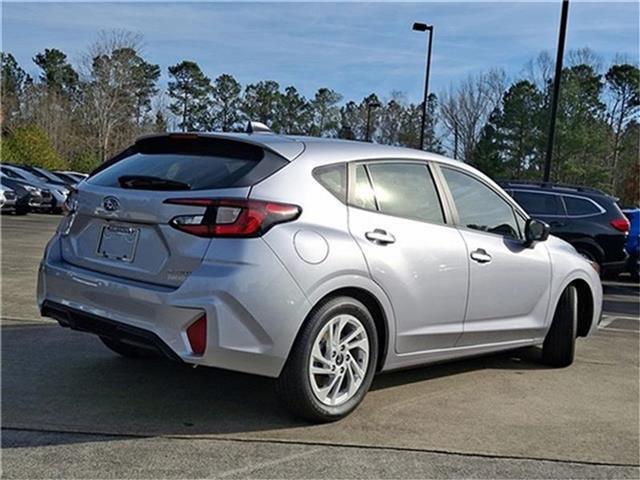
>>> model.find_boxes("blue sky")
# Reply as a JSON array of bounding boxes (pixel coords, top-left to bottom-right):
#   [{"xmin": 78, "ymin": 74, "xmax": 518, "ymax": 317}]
[{"xmin": 2, "ymin": 1, "xmax": 638, "ymax": 103}]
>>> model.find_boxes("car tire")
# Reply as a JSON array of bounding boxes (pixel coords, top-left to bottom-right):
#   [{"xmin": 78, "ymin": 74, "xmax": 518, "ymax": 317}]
[
  {"xmin": 542, "ymin": 285, "xmax": 577, "ymax": 367},
  {"xmin": 15, "ymin": 207, "xmax": 28, "ymax": 215},
  {"xmin": 99, "ymin": 336, "xmax": 158, "ymax": 358},
  {"xmin": 276, "ymin": 296, "xmax": 378, "ymax": 423}
]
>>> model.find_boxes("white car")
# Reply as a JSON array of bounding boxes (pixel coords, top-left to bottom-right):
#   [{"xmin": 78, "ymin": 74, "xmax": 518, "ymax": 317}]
[{"xmin": 0, "ymin": 185, "xmax": 17, "ymax": 213}]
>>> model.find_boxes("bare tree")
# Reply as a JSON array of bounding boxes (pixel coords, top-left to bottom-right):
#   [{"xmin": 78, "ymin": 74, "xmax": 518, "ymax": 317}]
[
  {"xmin": 79, "ymin": 30, "xmax": 149, "ymax": 161},
  {"xmin": 440, "ymin": 69, "xmax": 506, "ymax": 162}
]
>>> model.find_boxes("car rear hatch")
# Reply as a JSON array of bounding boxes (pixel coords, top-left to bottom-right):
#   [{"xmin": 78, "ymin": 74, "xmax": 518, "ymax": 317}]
[{"xmin": 59, "ymin": 134, "xmax": 297, "ymax": 288}]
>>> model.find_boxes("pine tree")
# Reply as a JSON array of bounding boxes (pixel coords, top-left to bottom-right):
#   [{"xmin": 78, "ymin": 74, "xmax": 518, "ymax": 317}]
[
  {"xmin": 167, "ymin": 60, "xmax": 212, "ymax": 131},
  {"xmin": 211, "ymin": 74, "xmax": 242, "ymax": 132}
]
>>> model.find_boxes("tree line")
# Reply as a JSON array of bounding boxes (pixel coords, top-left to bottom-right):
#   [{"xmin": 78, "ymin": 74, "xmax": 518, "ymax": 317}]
[{"xmin": 1, "ymin": 31, "xmax": 638, "ymax": 205}]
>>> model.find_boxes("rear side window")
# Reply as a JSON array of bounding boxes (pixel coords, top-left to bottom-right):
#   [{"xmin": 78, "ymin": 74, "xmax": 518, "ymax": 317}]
[
  {"xmin": 89, "ymin": 137, "xmax": 287, "ymax": 191},
  {"xmin": 352, "ymin": 164, "xmax": 377, "ymax": 210},
  {"xmin": 366, "ymin": 163, "xmax": 444, "ymax": 224},
  {"xmin": 313, "ymin": 163, "xmax": 346, "ymax": 202},
  {"xmin": 563, "ymin": 196, "xmax": 602, "ymax": 216},
  {"xmin": 512, "ymin": 191, "xmax": 564, "ymax": 216}
]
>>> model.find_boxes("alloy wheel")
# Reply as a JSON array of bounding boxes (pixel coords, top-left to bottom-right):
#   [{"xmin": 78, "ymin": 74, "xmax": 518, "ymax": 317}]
[{"xmin": 308, "ymin": 314, "xmax": 370, "ymax": 406}]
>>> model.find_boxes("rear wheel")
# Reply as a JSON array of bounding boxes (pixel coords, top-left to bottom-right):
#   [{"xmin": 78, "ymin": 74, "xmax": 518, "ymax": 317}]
[
  {"xmin": 99, "ymin": 336, "xmax": 158, "ymax": 358},
  {"xmin": 276, "ymin": 296, "xmax": 378, "ymax": 422},
  {"xmin": 542, "ymin": 286, "xmax": 577, "ymax": 367}
]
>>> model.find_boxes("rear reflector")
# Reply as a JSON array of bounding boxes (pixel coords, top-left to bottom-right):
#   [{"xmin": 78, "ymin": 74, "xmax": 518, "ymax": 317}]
[
  {"xmin": 186, "ymin": 315, "xmax": 207, "ymax": 355},
  {"xmin": 165, "ymin": 198, "xmax": 301, "ymax": 238},
  {"xmin": 610, "ymin": 218, "xmax": 630, "ymax": 233}
]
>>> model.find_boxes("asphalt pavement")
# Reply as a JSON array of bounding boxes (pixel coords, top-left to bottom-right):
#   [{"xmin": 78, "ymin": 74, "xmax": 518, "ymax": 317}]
[{"xmin": 2, "ymin": 214, "xmax": 638, "ymax": 479}]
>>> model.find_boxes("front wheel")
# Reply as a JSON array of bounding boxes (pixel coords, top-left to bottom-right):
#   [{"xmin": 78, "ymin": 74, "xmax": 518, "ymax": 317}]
[
  {"xmin": 276, "ymin": 296, "xmax": 378, "ymax": 422},
  {"xmin": 542, "ymin": 286, "xmax": 577, "ymax": 367}
]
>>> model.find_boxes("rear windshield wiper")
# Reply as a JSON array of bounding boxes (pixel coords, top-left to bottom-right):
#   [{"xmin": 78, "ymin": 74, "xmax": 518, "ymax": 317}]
[{"xmin": 118, "ymin": 175, "xmax": 191, "ymax": 191}]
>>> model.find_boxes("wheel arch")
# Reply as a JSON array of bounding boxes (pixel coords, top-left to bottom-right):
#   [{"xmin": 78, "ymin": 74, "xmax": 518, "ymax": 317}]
[
  {"xmin": 296, "ymin": 278, "xmax": 396, "ymax": 373},
  {"xmin": 551, "ymin": 276, "xmax": 597, "ymax": 338},
  {"xmin": 569, "ymin": 278, "xmax": 595, "ymax": 337}
]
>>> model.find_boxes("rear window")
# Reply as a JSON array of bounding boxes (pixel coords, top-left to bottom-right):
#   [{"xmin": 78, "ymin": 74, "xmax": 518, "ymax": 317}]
[
  {"xmin": 563, "ymin": 196, "xmax": 602, "ymax": 216},
  {"xmin": 89, "ymin": 136, "xmax": 287, "ymax": 191},
  {"xmin": 512, "ymin": 190, "xmax": 564, "ymax": 216}
]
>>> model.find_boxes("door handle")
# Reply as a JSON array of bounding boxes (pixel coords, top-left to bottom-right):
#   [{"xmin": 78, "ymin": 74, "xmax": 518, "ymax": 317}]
[
  {"xmin": 470, "ymin": 248, "xmax": 492, "ymax": 264},
  {"xmin": 365, "ymin": 229, "xmax": 396, "ymax": 245}
]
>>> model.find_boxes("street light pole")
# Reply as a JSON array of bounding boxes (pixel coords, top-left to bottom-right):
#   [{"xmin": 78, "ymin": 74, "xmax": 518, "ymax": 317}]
[
  {"xmin": 543, "ymin": 0, "xmax": 570, "ymax": 182},
  {"xmin": 413, "ymin": 22, "xmax": 434, "ymax": 150},
  {"xmin": 365, "ymin": 101, "xmax": 381, "ymax": 142}
]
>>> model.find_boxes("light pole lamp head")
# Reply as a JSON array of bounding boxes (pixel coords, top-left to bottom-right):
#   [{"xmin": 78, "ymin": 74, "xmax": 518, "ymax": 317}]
[{"xmin": 412, "ymin": 22, "xmax": 433, "ymax": 32}]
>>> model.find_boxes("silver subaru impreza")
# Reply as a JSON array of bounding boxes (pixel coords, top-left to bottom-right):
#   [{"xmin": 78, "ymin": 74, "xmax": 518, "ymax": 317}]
[{"xmin": 38, "ymin": 127, "xmax": 602, "ymax": 422}]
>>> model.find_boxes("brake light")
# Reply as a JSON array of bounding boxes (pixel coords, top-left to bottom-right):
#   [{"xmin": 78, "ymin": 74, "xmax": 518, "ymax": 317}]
[
  {"xmin": 186, "ymin": 315, "xmax": 207, "ymax": 355},
  {"xmin": 164, "ymin": 198, "xmax": 301, "ymax": 237},
  {"xmin": 610, "ymin": 217, "xmax": 630, "ymax": 233}
]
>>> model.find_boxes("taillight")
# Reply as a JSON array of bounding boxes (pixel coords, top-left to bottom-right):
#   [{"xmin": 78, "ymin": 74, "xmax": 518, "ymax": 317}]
[
  {"xmin": 610, "ymin": 217, "xmax": 630, "ymax": 233},
  {"xmin": 186, "ymin": 314, "xmax": 207, "ymax": 355},
  {"xmin": 164, "ymin": 198, "xmax": 301, "ymax": 238}
]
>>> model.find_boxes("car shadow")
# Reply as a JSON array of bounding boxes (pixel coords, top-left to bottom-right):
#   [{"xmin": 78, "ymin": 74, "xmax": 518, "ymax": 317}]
[{"xmin": 2, "ymin": 326, "xmax": 547, "ymax": 449}]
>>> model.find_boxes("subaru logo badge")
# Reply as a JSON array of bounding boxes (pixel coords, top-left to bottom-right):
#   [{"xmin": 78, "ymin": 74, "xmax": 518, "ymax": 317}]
[{"xmin": 103, "ymin": 196, "xmax": 120, "ymax": 212}]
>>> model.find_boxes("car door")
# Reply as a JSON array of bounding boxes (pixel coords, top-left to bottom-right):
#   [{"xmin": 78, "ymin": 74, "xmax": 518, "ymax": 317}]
[
  {"xmin": 347, "ymin": 161, "xmax": 469, "ymax": 354},
  {"xmin": 438, "ymin": 166, "xmax": 552, "ymax": 346}
]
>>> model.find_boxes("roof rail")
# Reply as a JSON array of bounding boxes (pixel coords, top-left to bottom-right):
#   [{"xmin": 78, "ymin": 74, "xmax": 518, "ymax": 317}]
[
  {"xmin": 245, "ymin": 121, "xmax": 272, "ymax": 134},
  {"xmin": 498, "ymin": 179, "xmax": 606, "ymax": 196}
]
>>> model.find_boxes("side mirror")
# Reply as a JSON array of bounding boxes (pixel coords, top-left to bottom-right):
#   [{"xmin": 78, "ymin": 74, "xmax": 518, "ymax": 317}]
[{"xmin": 524, "ymin": 218, "xmax": 550, "ymax": 246}]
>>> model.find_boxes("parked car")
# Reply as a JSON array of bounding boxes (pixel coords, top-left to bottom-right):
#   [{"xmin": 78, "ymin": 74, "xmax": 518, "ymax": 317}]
[
  {"xmin": 39, "ymin": 129, "xmax": 603, "ymax": 422},
  {"xmin": 55, "ymin": 170, "xmax": 88, "ymax": 183},
  {"xmin": 0, "ymin": 174, "xmax": 52, "ymax": 214},
  {"xmin": 0, "ymin": 185, "xmax": 17, "ymax": 213},
  {"xmin": 500, "ymin": 181, "xmax": 629, "ymax": 276},
  {"xmin": 0, "ymin": 164, "xmax": 68, "ymax": 213},
  {"xmin": 622, "ymin": 208, "xmax": 639, "ymax": 281},
  {"xmin": 17, "ymin": 164, "xmax": 76, "ymax": 187},
  {"xmin": 51, "ymin": 171, "xmax": 82, "ymax": 185}
]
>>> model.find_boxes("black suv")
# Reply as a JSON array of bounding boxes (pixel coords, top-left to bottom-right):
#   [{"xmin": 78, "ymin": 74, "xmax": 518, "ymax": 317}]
[{"xmin": 500, "ymin": 181, "xmax": 629, "ymax": 275}]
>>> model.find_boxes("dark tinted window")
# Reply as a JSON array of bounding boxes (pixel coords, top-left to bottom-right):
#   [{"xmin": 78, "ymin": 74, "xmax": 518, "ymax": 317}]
[
  {"xmin": 443, "ymin": 167, "xmax": 521, "ymax": 239},
  {"xmin": 512, "ymin": 190, "xmax": 564, "ymax": 215},
  {"xmin": 1, "ymin": 167, "xmax": 23, "ymax": 180},
  {"xmin": 352, "ymin": 164, "xmax": 376, "ymax": 210},
  {"xmin": 313, "ymin": 163, "xmax": 346, "ymax": 202},
  {"xmin": 367, "ymin": 163, "xmax": 444, "ymax": 223},
  {"xmin": 563, "ymin": 196, "xmax": 602, "ymax": 216},
  {"xmin": 89, "ymin": 153, "xmax": 259, "ymax": 190}
]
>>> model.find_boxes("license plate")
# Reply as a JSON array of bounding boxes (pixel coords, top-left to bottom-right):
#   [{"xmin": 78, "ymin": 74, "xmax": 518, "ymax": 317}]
[{"xmin": 97, "ymin": 224, "xmax": 139, "ymax": 263}]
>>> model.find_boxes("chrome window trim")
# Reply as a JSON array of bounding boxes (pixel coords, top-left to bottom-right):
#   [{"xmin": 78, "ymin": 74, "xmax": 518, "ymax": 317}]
[{"xmin": 510, "ymin": 188, "xmax": 605, "ymax": 219}]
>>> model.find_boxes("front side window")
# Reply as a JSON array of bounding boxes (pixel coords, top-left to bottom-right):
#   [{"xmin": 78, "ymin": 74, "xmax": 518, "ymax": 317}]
[
  {"xmin": 512, "ymin": 190, "xmax": 564, "ymax": 216},
  {"xmin": 563, "ymin": 196, "xmax": 602, "ymax": 216},
  {"xmin": 442, "ymin": 167, "xmax": 521, "ymax": 239},
  {"xmin": 366, "ymin": 163, "xmax": 444, "ymax": 224}
]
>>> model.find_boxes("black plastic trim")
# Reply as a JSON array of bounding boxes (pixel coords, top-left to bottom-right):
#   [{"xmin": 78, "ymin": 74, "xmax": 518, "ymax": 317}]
[{"xmin": 41, "ymin": 301, "xmax": 182, "ymax": 362}]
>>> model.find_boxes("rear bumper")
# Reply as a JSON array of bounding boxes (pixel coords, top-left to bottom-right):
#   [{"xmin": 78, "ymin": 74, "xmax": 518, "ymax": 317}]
[
  {"xmin": 38, "ymin": 234, "xmax": 311, "ymax": 378},
  {"xmin": 41, "ymin": 300, "xmax": 182, "ymax": 361}
]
